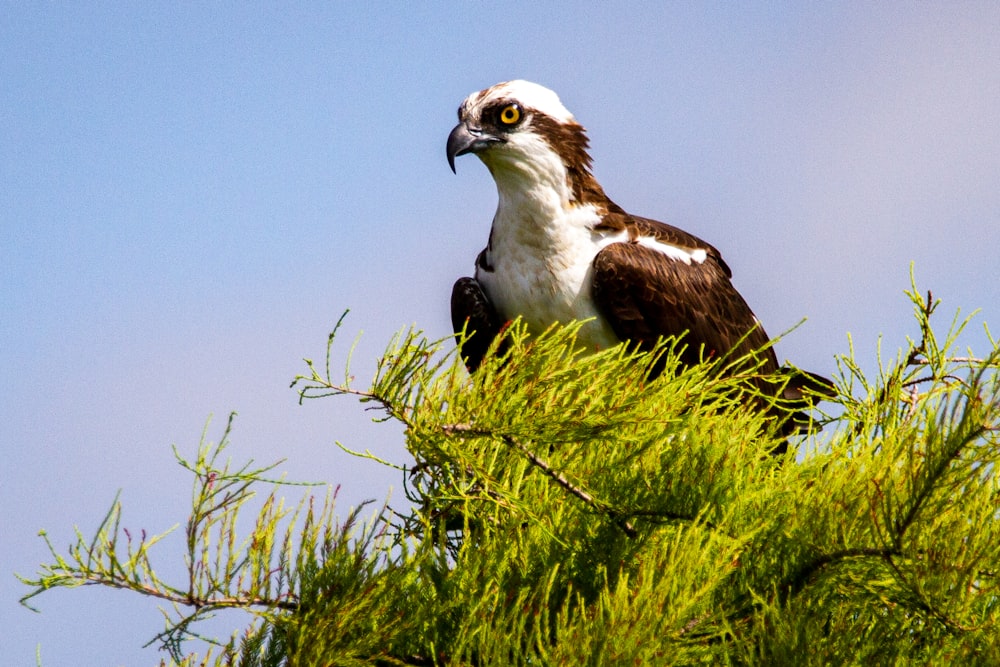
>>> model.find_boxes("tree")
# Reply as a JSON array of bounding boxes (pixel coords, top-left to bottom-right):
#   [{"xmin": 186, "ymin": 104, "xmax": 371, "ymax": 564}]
[{"xmin": 19, "ymin": 278, "xmax": 1000, "ymax": 666}]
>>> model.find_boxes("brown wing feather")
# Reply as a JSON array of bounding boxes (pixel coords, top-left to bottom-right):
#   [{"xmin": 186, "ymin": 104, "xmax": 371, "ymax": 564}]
[
  {"xmin": 591, "ymin": 233, "xmax": 835, "ymax": 440},
  {"xmin": 591, "ymin": 240, "xmax": 776, "ymax": 373},
  {"xmin": 451, "ymin": 277, "xmax": 505, "ymax": 372}
]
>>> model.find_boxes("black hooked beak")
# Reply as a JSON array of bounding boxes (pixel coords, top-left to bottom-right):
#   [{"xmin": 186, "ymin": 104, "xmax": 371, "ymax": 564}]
[{"xmin": 446, "ymin": 122, "xmax": 502, "ymax": 173}]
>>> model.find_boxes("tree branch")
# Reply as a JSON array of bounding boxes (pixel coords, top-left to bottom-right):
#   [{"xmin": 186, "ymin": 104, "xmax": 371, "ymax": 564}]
[{"xmin": 442, "ymin": 423, "xmax": 637, "ymax": 538}]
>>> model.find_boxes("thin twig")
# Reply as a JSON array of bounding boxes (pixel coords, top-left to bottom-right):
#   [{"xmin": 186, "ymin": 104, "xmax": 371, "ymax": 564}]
[
  {"xmin": 913, "ymin": 357, "xmax": 987, "ymax": 366},
  {"xmin": 72, "ymin": 571, "xmax": 300, "ymax": 611}
]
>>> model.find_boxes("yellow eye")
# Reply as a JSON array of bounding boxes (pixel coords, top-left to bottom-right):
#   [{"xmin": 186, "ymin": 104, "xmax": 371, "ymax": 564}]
[{"xmin": 499, "ymin": 103, "xmax": 521, "ymax": 126}]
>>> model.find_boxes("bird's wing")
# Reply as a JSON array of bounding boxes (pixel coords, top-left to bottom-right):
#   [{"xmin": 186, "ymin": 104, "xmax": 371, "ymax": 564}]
[
  {"xmin": 590, "ymin": 215, "xmax": 776, "ymax": 373},
  {"xmin": 451, "ymin": 276, "xmax": 505, "ymax": 372}
]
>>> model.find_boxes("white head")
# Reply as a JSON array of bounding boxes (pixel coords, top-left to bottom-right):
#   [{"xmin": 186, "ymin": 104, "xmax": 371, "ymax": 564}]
[
  {"xmin": 446, "ymin": 80, "xmax": 605, "ymax": 205},
  {"xmin": 457, "ymin": 80, "xmax": 576, "ymax": 126}
]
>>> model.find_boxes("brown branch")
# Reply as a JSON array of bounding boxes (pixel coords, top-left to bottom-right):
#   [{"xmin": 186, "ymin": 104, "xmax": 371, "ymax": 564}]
[
  {"xmin": 782, "ymin": 546, "xmax": 900, "ymax": 600},
  {"xmin": 441, "ymin": 423, "xmax": 637, "ymax": 538}
]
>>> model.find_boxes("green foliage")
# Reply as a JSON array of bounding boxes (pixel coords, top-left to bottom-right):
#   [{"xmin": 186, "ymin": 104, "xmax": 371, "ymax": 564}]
[{"xmin": 19, "ymin": 280, "xmax": 1000, "ymax": 665}]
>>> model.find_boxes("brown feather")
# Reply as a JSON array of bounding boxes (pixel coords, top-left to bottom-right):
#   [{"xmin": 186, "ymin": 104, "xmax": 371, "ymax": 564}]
[
  {"xmin": 591, "ymin": 237, "xmax": 767, "ymax": 370},
  {"xmin": 451, "ymin": 277, "xmax": 505, "ymax": 372}
]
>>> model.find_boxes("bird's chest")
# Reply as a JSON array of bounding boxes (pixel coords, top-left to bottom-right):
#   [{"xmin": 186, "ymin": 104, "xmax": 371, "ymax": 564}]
[{"xmin": 475, "ymin": 210, "xmax": 622, "ymax": 351}]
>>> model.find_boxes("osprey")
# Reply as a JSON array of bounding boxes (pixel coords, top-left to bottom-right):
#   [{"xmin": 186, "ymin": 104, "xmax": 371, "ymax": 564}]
[{"xmin": 446, "ymin": 80, "xmax": 833, "ymax": 435}]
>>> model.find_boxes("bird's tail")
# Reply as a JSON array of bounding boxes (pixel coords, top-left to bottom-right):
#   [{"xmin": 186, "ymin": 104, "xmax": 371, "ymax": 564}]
[{"xmin": 772, "ymin": 366, "xmax": 838, "ymax": 436}]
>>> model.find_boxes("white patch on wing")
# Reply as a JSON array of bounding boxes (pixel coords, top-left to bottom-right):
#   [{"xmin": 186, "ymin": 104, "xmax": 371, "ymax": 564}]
[{"xmin": 635, "ymin": 237, "xmax": 708, "ymax": 264}]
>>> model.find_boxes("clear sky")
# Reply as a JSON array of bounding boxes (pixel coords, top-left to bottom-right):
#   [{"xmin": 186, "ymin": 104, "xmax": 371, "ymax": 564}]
[{"xmin": 3, "ymin": 3, "xmax": 999, "ymax": 663}]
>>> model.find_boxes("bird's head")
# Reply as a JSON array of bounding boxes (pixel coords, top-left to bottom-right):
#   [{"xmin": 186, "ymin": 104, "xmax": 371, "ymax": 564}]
[{"xmin": 447, "ymin": 80, "xmax": 604, "ymax": 205}]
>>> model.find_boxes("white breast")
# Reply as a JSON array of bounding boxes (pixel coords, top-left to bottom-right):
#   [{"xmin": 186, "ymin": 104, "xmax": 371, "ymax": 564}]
[{"xmin": 476, "ymin": 202, "xmax": 624, "ymax": 352}]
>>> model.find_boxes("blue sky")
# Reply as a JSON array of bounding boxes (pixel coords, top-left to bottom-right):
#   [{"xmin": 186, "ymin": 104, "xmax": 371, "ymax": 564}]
[{"xmin": 3, "ymin": 3, "xmax": 999, "ymax": 663}]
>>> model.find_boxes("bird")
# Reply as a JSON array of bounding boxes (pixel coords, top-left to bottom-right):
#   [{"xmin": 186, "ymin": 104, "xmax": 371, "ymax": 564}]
[{"xmin": 446, "ymin": 80, "xmax": 833, "ymax": 437}]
